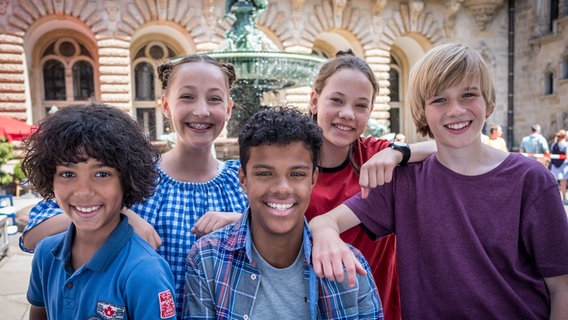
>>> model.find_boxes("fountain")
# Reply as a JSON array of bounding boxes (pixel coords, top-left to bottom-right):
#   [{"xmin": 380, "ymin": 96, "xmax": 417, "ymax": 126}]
[{"xmin": 209, "ymin": 0, "xmax": 327, "ymax": 136}]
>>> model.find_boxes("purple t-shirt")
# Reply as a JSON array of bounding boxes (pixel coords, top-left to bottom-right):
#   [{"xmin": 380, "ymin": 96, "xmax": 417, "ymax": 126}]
[{"xmin": 345, "ymin": 153, "xmax": 568, "ymax": 319}]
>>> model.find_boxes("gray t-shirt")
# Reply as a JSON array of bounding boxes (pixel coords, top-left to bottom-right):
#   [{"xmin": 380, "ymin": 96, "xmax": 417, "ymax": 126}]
[{"xmin": 249, "ymin": 243, "xmax": 310, "ymax": 319}]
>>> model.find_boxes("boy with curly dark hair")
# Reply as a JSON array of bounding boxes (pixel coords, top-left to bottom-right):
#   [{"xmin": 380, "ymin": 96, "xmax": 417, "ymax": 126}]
[
  {"xmin": 23, "ymin": 103, "xmax": 176, "ymax": 319},
  {"xmin": 182, "ymin": 106, "xmax": 382, "ymax": 319}
]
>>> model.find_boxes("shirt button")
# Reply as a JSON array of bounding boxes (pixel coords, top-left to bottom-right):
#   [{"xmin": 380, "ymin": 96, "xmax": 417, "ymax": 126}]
[
  {"xmin": 243, "ymin": 315, "xmax": 249, "ymax": 320},
  {"xmin": 66, "ymin": 282, "xmax": 73, "ymax": 289},
  {"xmin": 250, "ymin": 274, "xmax": 257, "ymax": 280}
]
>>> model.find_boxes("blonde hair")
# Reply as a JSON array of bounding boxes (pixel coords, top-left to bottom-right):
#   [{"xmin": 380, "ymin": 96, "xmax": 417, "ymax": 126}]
[{"xmin": 408, "ymin": 43, "xmax": 496, "ymax": 138}]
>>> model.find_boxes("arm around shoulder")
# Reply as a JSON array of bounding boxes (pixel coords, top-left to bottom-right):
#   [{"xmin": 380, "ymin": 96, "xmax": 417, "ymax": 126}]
[
  {"xmin": 408, "ymin": 140, "xmax": 436, "ymax": 163},
  {"xmin": 545, "ymin": 274, "xmax": 568, "ymax": 320},
  {"xmin": 20, "ymin": 200, "xmax": 68, "ymax": 252},
  {"xmin": 29, "ymin": 305, "xmax": 47, "ymax": 320},
  {"xmin": 309, "ymin": 204, "xmax": 365, "ymax": 287}
]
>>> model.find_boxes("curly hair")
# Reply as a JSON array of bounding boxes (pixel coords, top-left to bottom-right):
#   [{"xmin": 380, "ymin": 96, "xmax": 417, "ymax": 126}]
[
  {"xmin": 238, "ymin": 106, "xmax": 323, "ymax": 174},
  {"xmin": 21, "ymin": 103, "xmax": 160, "ymax": 208},
  {"xmin": 157, "ymin": 54, "xmax": 236, "ymax": 92}
]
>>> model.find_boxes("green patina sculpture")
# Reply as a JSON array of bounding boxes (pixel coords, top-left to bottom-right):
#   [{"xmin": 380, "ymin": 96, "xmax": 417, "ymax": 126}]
[{"xmin": 224, "ymin": 0, "xmax": 270, "ymax": 51}]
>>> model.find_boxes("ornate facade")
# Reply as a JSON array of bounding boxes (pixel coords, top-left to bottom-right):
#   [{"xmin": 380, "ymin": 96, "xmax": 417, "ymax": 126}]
[{"xmin": 0, "ymin": 0, "xmax": 566, "ymax": 149}]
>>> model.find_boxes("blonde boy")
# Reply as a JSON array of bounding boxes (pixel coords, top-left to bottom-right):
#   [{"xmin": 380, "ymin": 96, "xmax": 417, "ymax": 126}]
[{"xmin": 309, "ymin": 43, "xmax": 568, "ymax": 319}]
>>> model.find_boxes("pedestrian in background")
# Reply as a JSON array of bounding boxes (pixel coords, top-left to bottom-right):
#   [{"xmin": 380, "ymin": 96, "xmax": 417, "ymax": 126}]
[
  {"xmin": 550, "ymin": 129, "xmax": 568, "ymax": 202},
  {"xmin": 485, "ymin": 123, "xmax": 508, "ymax": 151},
  {"xmin": 520, "ymin": 124, "xmax": 549, "ymax": 166}
]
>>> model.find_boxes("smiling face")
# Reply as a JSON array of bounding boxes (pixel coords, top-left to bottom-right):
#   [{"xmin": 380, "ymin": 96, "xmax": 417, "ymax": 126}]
[
  {"xmin": 162, "ymin": 62, "xmax": 232, "ymax": 150},
  {"xmin": 425, "ymin": 82, "xmax": 487, "ymax": 150},
  {"xmin": 310, "ymin": 68, "xmax": 373, "ymax": 151},
  {"xmin": 54, "ymin": 157, "xmax": 123, "ymax": 237},
  {"xmin": 239, "ymin": 142, "xmax": 318, "ymax": 242}
]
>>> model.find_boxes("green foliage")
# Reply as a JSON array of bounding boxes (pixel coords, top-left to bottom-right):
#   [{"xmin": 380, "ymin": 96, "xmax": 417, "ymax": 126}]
[
  {"xmin": 0, "ymin": 136, "xmax": 15, "ymax": 185},
  {"xmin": 362, "ymin": 119, "xmax": 389, "ymax": 138},
  {"xmin": 13, "ymin": 161, "xmax": 25, "ymax": 181}
]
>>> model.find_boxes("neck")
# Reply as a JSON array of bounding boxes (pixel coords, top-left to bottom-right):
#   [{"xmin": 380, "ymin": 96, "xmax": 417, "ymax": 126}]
[
  {"xmin": 436, "ymin": 141, "xmax": 506, "ymax": 176},
  {"xmin": 319, "ymin": 140, "xmax": 351, "ymax": 168},
  {"xmin": 161, "ymin": 144, "xmax": 219, "ymax": 182},
  {"xmin": 252, "ymin": 230, "xmax": 304, "ymax": 269}
]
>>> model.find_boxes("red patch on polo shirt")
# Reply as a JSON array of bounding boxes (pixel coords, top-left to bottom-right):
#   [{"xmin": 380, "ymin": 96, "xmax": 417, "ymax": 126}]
[{"xmin": 158, "ymin": 289, "xmax": 175, "ymax": 319}]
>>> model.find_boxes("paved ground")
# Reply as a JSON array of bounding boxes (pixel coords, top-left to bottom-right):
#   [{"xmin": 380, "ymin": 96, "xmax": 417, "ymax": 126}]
[
  {"xmin": 0, "ymin": 193, "xmax": 40, "ymax": 320},
  {"xmin": 1, "ymin": 194, "xmax": 567, "ymax": 319}
]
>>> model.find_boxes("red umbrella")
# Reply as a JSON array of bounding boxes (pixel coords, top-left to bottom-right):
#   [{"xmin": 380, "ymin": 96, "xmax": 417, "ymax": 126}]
[{"xmin": 0, "ymin": 115, "xmax": 37, "ymax": 141}]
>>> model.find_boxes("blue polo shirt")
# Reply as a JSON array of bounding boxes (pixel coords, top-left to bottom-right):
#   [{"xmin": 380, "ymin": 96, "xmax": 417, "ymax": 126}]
[{"xmin": 27, "ymin": 214, "xmax": 177, "ymax": 319}]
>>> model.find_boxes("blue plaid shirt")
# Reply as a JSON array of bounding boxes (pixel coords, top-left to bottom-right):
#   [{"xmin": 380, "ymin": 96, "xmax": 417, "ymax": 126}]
[
  {"xmin": 182, "ymin": 208, "xmax": 383, "ymax": 320},
  {"xmin": 21, "ymin": 160, "xmax": 249, "ymax": 316}
]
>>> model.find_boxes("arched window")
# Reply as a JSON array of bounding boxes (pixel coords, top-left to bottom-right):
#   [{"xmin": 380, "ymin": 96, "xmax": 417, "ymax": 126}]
[
  {"xmin": 132, "ymin": 41, "xmax": 177, "ymax": 141},
  {"xmin": 389, "ymin": 66, "xmax": 400, "ymax": 102},
  {"xmin": 134, "ymin": 62, "xmax": 155, "ymax": 101},
  {"xmin": 544, "ymin": 71, "xmax": 554, "ymax": 95},
  {"xmin": 43, "ymin": 59, "xmax": 66, "ymax": 100},
  {"xmin": 549, "ymin": 0, "xmax": 559, "ymax": 32},
  {"xmin": 389, "ymin": 56, "xmax": 403, "ymax": 135},
  {"xmin": 40, "ymin": 38, "xmax": 96, "ymax": 113},
  {"xmin": 73, "ymin": 60, "xmax": 94, "ymax": 100},
  {"xmin": 560, "ymin": 54, "xmax": 568, "ymax": 80}
]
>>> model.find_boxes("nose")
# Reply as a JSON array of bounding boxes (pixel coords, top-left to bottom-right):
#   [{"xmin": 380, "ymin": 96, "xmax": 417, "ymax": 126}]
[
  {"xmin": 338, "ymin": 105, "xmax": 355, "ymax": 120},
  {"xmin": 73, "ymin": 175, "xmax": 94, "ymax": 197},
  {"xmin": 192, "ymin": 98, "xmax": 210, "ymax": 117},
  {"xmin": 270, "ymin": 176, "xmax": 293, "ymax": 195},
  {"xmin": 447, "ymin": 98, "xmax": 466, "ymax": 116}
]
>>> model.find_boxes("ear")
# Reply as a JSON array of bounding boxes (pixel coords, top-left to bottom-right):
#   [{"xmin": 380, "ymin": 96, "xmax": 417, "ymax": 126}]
[
  {"xmin": 311, "ymin": 167, "xmax": 319, "ymax": 188},
  {"xmin": 238, "ymin": 166, "xmax": 248, "ymax": 195},
  {"xmin": 226, "ymin": 98, "xmax": 233, "ymax": 122},
  {"xmin": 161, "ymin": 95, "xmax": 171, "ymax": 118},
  {"xmin": 309, "ymin": 91, "xmax": 318, "ymax": 115}
]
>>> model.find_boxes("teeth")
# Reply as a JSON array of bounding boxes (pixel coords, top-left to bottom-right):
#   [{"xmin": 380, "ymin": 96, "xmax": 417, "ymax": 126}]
[
  {"xmin": 335, "ymin": 124, "xmax": 352, "ymax": 131},
  {"xmin": 189, "ymin": 123, "xmax": 209, "ymax": 129},
  {"xmin": 266, "ymin": 202, "xmax": 293, "ymax": 211},
  {"xmin": 75, "ymin": 206, "xmax": 100, "ymax": 213},
  {"xmin": 447, "ymin": 121, "xmax": 470, "ymax": 130}
]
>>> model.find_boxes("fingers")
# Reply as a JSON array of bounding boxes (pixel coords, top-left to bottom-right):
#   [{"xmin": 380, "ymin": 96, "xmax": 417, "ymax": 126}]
[
  {"xmin": 150, "ymin": 233, "xmax": 163, "ymax": 250},
  {"xmin": 311, "ymin": 240, "xmax": 365, "ymax": 287},
  {"xmin": 192, "ymin": 216, "xmax": 216, "ymax": 237},
  {"xmin": 360, "ymin": 187, "xmax": 369, "ymax": 199}
]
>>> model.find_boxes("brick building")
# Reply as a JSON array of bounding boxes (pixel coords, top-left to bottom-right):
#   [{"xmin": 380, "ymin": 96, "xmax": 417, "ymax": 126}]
[{"xmin": 0, "ymin": 0, "xmax": 566, "ymax": 149}]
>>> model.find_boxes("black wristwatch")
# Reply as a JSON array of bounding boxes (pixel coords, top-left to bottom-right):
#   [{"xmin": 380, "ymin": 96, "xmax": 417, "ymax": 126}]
[{"xmin": 389, "ymin": 142, "xmax": 411, "ymax": 166}]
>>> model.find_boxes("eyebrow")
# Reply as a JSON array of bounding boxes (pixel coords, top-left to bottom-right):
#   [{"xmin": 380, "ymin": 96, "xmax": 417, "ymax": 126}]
[
  {"xmin": 331, "ymin": 91, "xmax": 370, "ymax": 102},
  {"xmin": 179, "ymin": 85, "xmax": 225, "ymax": 93},
  {"xmin": 251, "ymin": 164, "xmax": 311, "ymax": 170}
]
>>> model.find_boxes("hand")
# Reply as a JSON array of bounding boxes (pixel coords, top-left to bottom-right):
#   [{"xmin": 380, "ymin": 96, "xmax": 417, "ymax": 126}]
[
  {"xmin": 191, "ymin": 211, "xmax": 242, "ymax": 237},
  {"xmin": 359, "ymin": 147, "xmax": 401, "ymax": 198},
  {"xmin": 310, "ymin": 223, "xmax": 367, "ymax": 288},
  {"xmin": 124, "ymin": 209, "xmax": 162, "ymax": 250}
]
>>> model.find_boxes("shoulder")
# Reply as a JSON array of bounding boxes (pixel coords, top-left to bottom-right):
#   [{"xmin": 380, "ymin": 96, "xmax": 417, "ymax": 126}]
[
  {"xmin": 35, "ymin": 232, "xmax": 65, "ymax": 255},
  {"xmin": 357, "ymin": 137, "xmax": 391, "ymax": 161},
  {"xmin": 503, "ymin": 153, "xmax": 556, "ymax": 184},
  {"xmin": 190, "ymin": 224, "xmax": 236, "ymax": 258},
  {"xmin": 358, "ymin": 137, "xmax": 391, "ymax": 152}
]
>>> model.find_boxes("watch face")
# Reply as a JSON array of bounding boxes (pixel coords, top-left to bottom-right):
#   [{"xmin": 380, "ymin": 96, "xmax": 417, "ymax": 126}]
[{"xmin": 393, "ymin": 142, "xmax": 408, "ymax": 147}]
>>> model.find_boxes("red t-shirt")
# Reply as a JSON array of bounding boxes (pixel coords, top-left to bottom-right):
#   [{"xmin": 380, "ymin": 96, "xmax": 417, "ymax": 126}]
[{"xmin": 306, "ymin": 137, "xmax": 401, "ymax": 320}]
